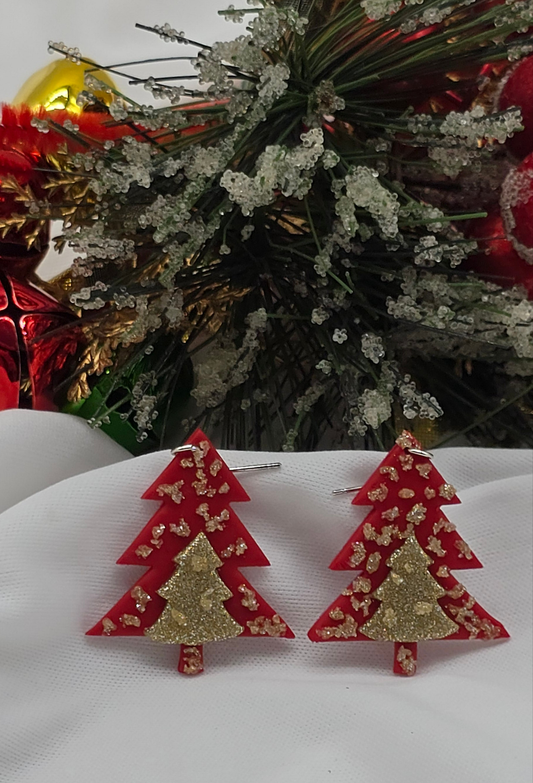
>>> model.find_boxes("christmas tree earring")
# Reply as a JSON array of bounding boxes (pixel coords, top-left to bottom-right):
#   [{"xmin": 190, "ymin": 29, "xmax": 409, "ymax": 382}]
[
  {"xmin": 87, "ymin": 429, "xmax": 294, "ymax": 674},
  {"xmin": 308, "ymin": 431, "xmax": 509, "ymax": 676}
]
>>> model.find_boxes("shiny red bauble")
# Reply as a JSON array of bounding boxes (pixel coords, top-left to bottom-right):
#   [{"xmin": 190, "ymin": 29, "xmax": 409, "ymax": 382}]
[
  {"xmin": 0, "ymin": 262, "xmax": 79, "ymax": 411},
  {"xmin": 465, "ymin": 208, "xmax": 533, "ymax": 299},
  {"xmin": 498, "ymin": 56, "xmax": 533, "ymax": 160},
  {"xmin": 500, "ymin": 152, "xmax": 533, "ymax": 265}
]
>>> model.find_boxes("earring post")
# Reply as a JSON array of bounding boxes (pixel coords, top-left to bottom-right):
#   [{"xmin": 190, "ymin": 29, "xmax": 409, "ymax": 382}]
[
  {"xmin": 332, "ymin": 486, "xmax": 363, "ymax": 495},
  {"xmin": 231, "ymin": 462, "xmax": 281, "ymax": 473}
]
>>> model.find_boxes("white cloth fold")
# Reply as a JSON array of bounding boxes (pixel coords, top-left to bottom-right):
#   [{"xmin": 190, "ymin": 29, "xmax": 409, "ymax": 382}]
[
  {"xmin": 0, "ymin": 410, "xmax": 129, "ymax": 514},
  {"xmin": 0, "ymin": 412, "xmax": 531, "ymax": 782}
]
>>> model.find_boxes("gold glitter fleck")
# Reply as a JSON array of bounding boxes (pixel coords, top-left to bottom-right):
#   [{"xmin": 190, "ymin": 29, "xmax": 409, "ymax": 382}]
[
  {"xmin": 433, "ymin": 517, "xmax": 456, "ymax": 535},
  {"xmin": 196, "ymin": 504, "xmax": 230, "ymax": 532},
  {"xmin": 447, "ymin": 597, "xmax": 501, "ymax": 640},
  {"xmin": 196, "ymin": 503, "xmax": 209, "ymax": 518},
  {"xmin": 170, "ymin": 519, "xmax": 191, "ymax": 537},
  {"xmin": 181, "ymin": 646, "xmax": 204, "ymax": 675},
  {"xmin": 210, "ymin": 459, "xmax": 223, "ymax": 476},
  {"xmin": 220, "ymin": 538, "xmax": 248, "ymax": 559},
  {"xmin": 238, "ymin": 585, "xmax": 259, "ymax": 611},
  {"xmin": 363, "ymin": 523, "xmax": 375, "ymax": 541},
  {"xmin": 360, "ymin": 536, "xmax": 459, "ymax": 642},
  {"xmin": 351, "ymin": 596, "xmax": 372, "ymax": 617},
  {"xmin": 150, "ymin": 523, "xmax": 165, "ymax": 549},
  {"xmin": 380, "ymin": 466, "xmax": 399, "ymax": 482},
  {"xmin": 424, "ymin": 487, "xmax": 437, "ymax": 500},
  {"xmin": 455, "ymin": 540, "xmax": 473, "ymax": 559},
  {"xmin": 447, "ymin": 583, "xmax": 466, "ymax": 599},
  {"xmin": 135, "ymin": 545, "xmax": 153, "ymax": 559},
  {"xmin": 329, "ymin": 607, "xmax": 345, "ymax": 621},
  {"xmin": 120, "ymin": 614, "xmax": 141, "ymax": 628},
  {"xmin": 349, "ymin": 542, "xmax": 366, "ymax": 568},
  {"xmin": 247, "ymin": 615, "xmax": 287, "ymax": 637},
  {"xmin": 317, "ymin": 615, "xmax": 358, "ymax": 639},
  {"xmin": 398, "ymin": 523, "xmax": 415, "ymax": 540},
  {"xmin": 399, "ymin": 453, "xmax": 413, "ymax": 471},
  {"xmin": 180, "ymin": 458, "xmax": 194, "ymax": 469},
  {"xmin": 218, "ymin": 482, "xmax": 230, "ymax": 494},
  {"xmin": 364, "ymin": 522, "xmax": 400, "ymax": 546},
  {"xmin": 426, "ymin": 536, "xmax": 446, "ymax": 557},
  {"xmin": 396, "ymin": 645, "xmax": 416, "ymax": 676},
  {"xmin": 102, "ymin": 617, "xmax": 117, "ymax": 635},
  {"xmin": 198, "ymin": 440, "xmax": 210, "ymax": 456},
  {"xmin": 398, "ymin": 488, "xmax": 415, "ymax": 499},
  {"xmin": 381, "ymin": 506, "xmax": 400, "ymax": 522},
  {"xmin": 157, "ymin": 481, "xmax": 185, "ymax": 505},
  {"xmin": 416, "ymin": 463, "xmax": 432, "ymax": 479},
  {"xmin": 368, "ymin": 483, "xmax": 388, "ymax": 503},
  {"xmin": 437, "ymin": 565, "xmax": 450, "ymax": 578},
  {"xmin": 406, "ymin": 503, "xmax": 427, "ymax": 524},
  {"xmin": 366, "ymin": 552, "xmax": 381, "ymax": 574},
  {"xmin": 439, "ymin": 483, "xmax": 457, "ymax": 500},
  {"xmin": 191, "ymin": 440, "xmax": 210, "ymax": 469},
  {"xmin": 131, "ymin": 586, "xmax": 152, "ymax": 613},
  {"xmin": 352, "ymin": 576, "xmax": 372, "ymax": 593},
  {"xmin": 192, "ymin": 468, "xmax": 217, "ymax": 498},
  {"xmin": 396, "ymin": 431, "xmax": 415, "ymax": 449},
  {"xmin": 205, "ymin": 510, "xmax": 230, "ymax": 533},
  {"xmin": 145, "ymin": 532, "xmax": 244, "ymax": 646}
]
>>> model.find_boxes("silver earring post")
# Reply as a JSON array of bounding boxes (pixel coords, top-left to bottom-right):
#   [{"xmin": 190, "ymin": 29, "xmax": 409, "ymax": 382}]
[
  {"xmin": 332, "ymin": 485, "xmax": 363, "ymax": 495},
  {"xmin": 231, "ymin": 463, "xmax": 281, "ymax": 473}
]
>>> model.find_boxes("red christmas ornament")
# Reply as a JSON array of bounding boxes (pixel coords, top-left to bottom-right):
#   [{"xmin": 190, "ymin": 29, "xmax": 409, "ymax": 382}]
[
  {"xmin": 465, "ymin": 208, "xmax": 533, "ymax": 298},
  {"xmin": 1, "ymin": 105, "xmax": 130, "ymax": 411},
  {"xmin": 501, "ymin": 152, "xmax": 533, "ymax": 264},
  {"xmin": 498, "ymin": 55, "xmax": 533, "ymax": 160},
  {"xmin": 87, "ymin": 429, "xmax": 294, "ymax": 674},
  {"xmin": 308, "ymin": 431, "xmax": 508, "ymax": 676},
  {"xmin": 0, "ymin": 269, "xmax": 79, "ymax": 410}
]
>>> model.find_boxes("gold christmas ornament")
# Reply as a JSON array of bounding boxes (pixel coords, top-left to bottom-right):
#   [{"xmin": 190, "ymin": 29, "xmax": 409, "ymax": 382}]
[{"xmin": 13, "ymin": 58, "xmax": 116, "ymax": 113}]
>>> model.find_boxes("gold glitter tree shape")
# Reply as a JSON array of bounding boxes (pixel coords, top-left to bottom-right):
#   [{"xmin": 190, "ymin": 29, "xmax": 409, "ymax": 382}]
[
  {"xmin": 145, "ymin": 532, "xmax": 244, "ymax": 647},
  {"xmin": 360, "ymin": 535, "xmax": 459, "ymax": 642}
]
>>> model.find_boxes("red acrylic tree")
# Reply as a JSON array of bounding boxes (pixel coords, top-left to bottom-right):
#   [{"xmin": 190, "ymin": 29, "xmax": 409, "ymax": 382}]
[
  {"xmin": 308, "ymin": 431, "xmax": 508, "ymax": 675},
  {"xmin": 88, "ymin": 429, "xmax": 293, "ymax": 674}
]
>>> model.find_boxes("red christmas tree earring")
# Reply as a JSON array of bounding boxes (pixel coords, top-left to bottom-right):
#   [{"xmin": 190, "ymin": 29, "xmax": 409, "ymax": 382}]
[
  {"xmin": 88, "ymin": 429, "xmax": 294, "ymax": 674},
  {"xmin": 308, "ymin": 431, "xmax": 509, "ymax": 676}
]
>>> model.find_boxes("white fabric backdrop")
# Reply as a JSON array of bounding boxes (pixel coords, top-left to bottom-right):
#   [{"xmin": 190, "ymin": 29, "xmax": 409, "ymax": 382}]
[{"xmin": 0, "ymin": 411, "xmax": 531, "ymax": 782}]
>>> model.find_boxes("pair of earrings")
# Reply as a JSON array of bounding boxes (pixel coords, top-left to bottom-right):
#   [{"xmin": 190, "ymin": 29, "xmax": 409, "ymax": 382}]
[{"xmin": 87, "ymin": 429, "xmax": 508, "ymax": 677}]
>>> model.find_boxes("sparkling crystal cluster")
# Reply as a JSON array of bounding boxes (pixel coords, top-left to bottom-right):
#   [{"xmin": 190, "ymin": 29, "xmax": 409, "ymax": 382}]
[{"xmin": 34, "ymin": 0, "xmax": 533, "ymax": 447}]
